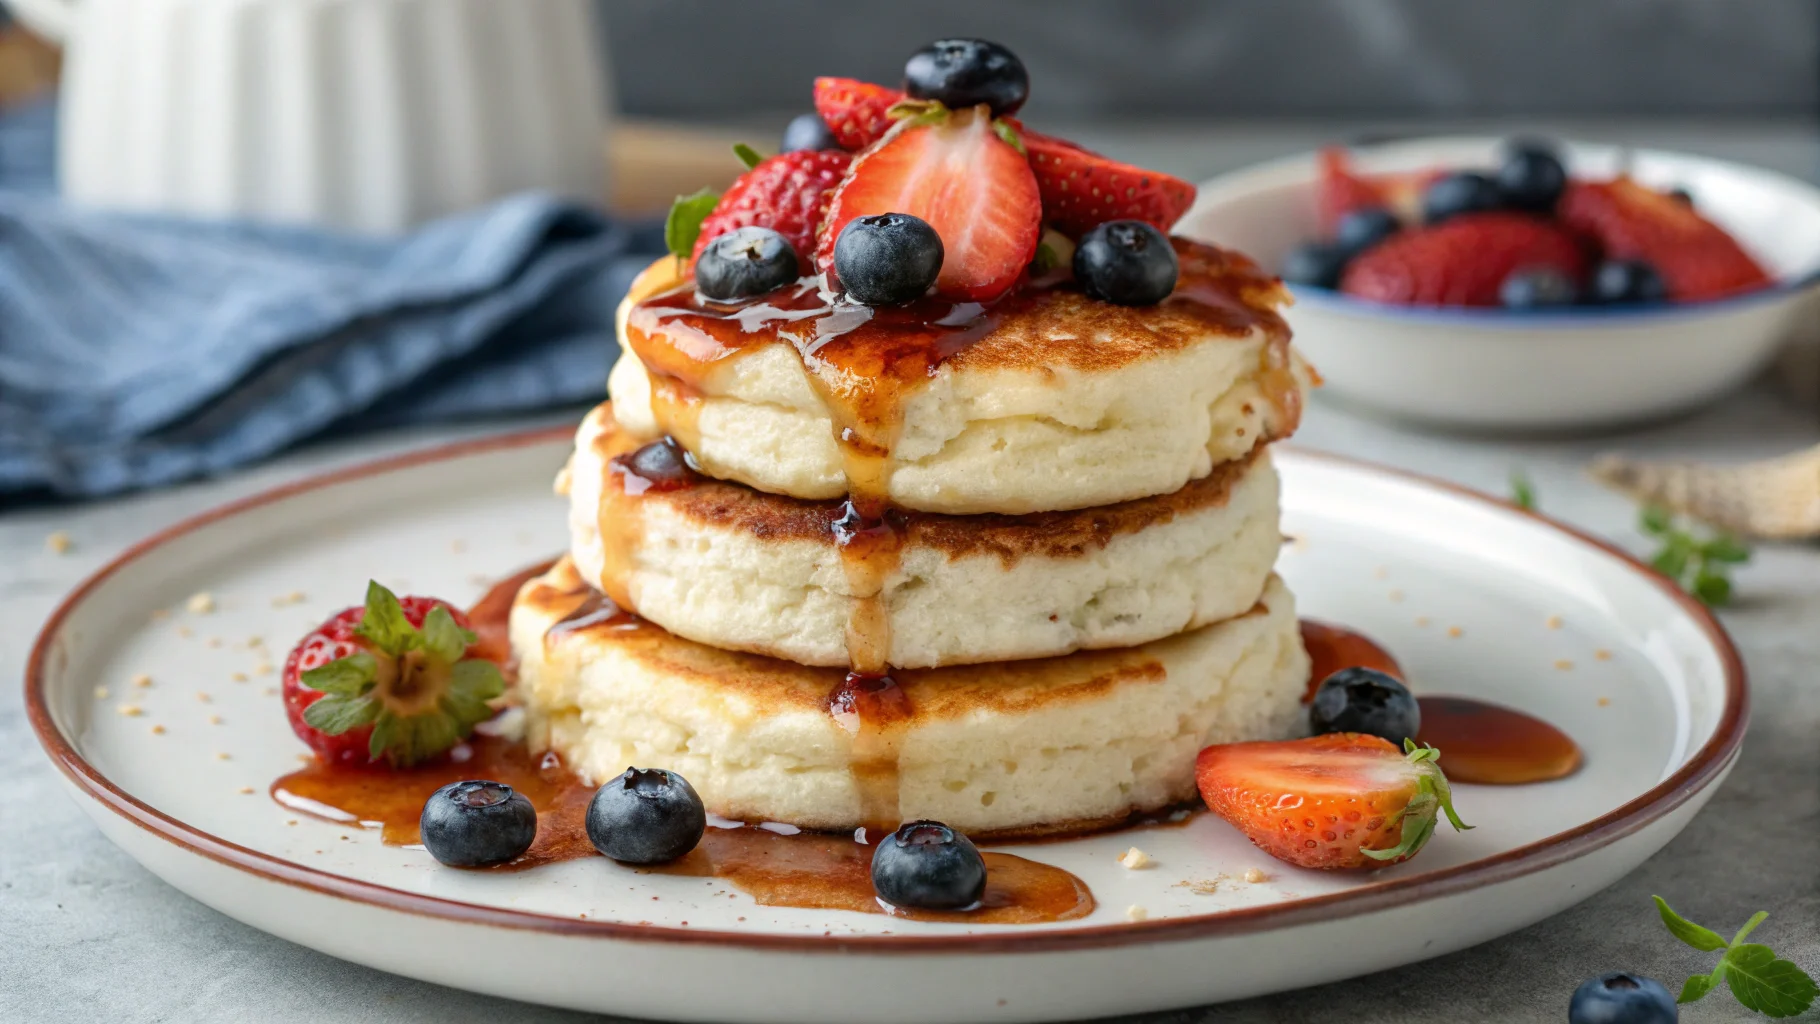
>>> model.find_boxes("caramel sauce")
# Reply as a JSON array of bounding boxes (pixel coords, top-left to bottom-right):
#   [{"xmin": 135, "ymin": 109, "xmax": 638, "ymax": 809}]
[
  {"xmin": 1299, "ymin": 618, "xmax": 1405, "ymax": 701},
  {"xmin": 1415, "ymin": 696, "xmax": 1583, "ymax": 785},
  {"xmin": 268, "ymin": 564, "xmax": 1095, "ymax": 924},
  {"xmin": 830, "ymin": 500, "xmax": 907, "ymax": 676}
]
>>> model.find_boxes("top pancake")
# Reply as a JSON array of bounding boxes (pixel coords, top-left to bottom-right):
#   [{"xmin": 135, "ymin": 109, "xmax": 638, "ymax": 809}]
[{"xmin": 611, "ymin": 239, "xmax": 1313, "ymax": 515}]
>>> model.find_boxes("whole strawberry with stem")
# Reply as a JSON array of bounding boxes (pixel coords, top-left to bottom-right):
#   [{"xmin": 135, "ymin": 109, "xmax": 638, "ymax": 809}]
[
  {"xmin": 282, "ymin": 582, "xmax": 504, "ymax": 767},
  {"xmin": 1195, "ymin": 733, "xmax": 1470, "ymax": 870}
]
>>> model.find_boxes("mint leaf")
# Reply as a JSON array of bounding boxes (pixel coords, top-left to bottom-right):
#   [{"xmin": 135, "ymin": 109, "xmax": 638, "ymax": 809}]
[
  {"xmin": 732, "ymin": 143, "xmax": 764, "ymax": 170},
  {"xmin": 1651, "ymin": 535, "xmax": 1695, "ymax": 581},
  {"xmin": 664, "ymin": 188, "xmax": 720, "ymax": 260},
  {"xmin": 1679, "ymin": 969, "xmax": 1725, "ymax": 1004},
  {"xmin": 1702, "ymin": 535, "xmax": 1752, "ymax": 564},
  {"xmin": 1032, "ymin": 241, "xmax": 1058, "ymax": 272},
  {"xmin": 299, "ymin": 651, "xmax": 378, "ymax": 696},
  {"xmin": 1722, "ymin": 944, "xmax": 1819, "ymax": 1018},
  {"xmin": 354, "ymin": 581, "xmax": 418, "ymax": 655},
  {"xmin": 1692, "ymin": 570, "xmax": 1733, "ymax": 607},
  {"xmin": 1732, "ymin": 911, "xmax": 1770, "ymax": 946},
  {"xmin": 418, "ymin": 605, "xmax": 473, "ymax": 664},
  {"xmin": 1640, "ymin": 505, "xmax": 1674, "ymax": 536},
  {"xmin": 1510, "ymin": 470, "xmax": 1537, "ymax": 511},
  {"xmin": 302, "ymin": 694, "xmax": 380, "ymax": 735},
  {"xmin": 1654, "ymin": 895, "xmax": 1729, "ymax": 951}
]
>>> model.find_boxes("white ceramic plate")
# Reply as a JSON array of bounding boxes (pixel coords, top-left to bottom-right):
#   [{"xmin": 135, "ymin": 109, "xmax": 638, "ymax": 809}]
[
  {"xmin": 28, "ymin": 429, "xmax": 1746, "ymax": 1023},
  {"xmin": 1182, "ymin": 136, "xmax": 1820, "ymax": 429}
]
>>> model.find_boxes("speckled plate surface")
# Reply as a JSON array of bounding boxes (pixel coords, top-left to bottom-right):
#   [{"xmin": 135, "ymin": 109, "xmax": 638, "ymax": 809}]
[{"xmin": 27, "ymin": 429, "xmax": 1746, "ymax": 1023}]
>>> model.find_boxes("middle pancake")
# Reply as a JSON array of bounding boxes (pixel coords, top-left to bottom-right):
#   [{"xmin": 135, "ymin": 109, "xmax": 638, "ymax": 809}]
[{"xmin": 564, "ymin": 403, "xmax": 1283, "ymax": 670}]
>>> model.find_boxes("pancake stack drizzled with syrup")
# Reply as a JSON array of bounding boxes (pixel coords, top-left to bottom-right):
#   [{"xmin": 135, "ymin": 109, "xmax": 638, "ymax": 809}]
[{"xmin": 509, "ymin": 49, "xmax": 1318, "ymax": 839}]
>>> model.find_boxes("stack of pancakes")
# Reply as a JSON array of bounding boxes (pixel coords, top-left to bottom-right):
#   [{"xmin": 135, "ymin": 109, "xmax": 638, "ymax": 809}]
[{"xmin": 510, "ymin": 240, "xmax": 1315, "ymax": 838}]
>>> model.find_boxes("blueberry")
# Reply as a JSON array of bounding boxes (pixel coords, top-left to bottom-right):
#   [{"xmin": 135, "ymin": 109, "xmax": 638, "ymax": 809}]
[
  {"xmin": 419, "ymin": 780, "xmax": 537, "ymax": 867},
  {"xmin": 1334, "ymin": 206, "xmax": 1400, "ymax": 259},
  {"xmin": 833, "ymin": 213, "xmax": 944, "ymax": 305},
  {"xmin": 903, "ymin": 38, "xmax": 1028, "ymax": 116},
  {"xmin": 1421, "ymin": 171, "xmax": 1505, "ymax": 223},
  {"xmin": 1497, "ymin": 140, "xmax": 1569, "ymax": 213},
  {"xmin": 585, "ymin": 767, "xmax": 706, "ymax": 864},
  {"xmin": 1073, "ymin": 220, "xmax": 1179, "ymax": 306},
  {"xmin": 1500, "ymin": 266, "xmax": 1580, "ymax": 308},
  {"xmin": 695, "ymin": 226, "xmax": 800, "ymax": 301},
  {"xmin": 1309, "ymin": 668, "xmax": 1422, "ymax": 745},
  {"xmin": 1568, "ymin": 973, "xmax": 1678, "ymax": 1024},
  {"xmin": 781, "ymin": 112, "xmax": 838, "ymax": 153},
  {"xmin": 1280, "ymin": 242, "xmax": 1350, "ymax": 290},
  {"xmin": 870, "ymin": 820, "xmax": 987, "ymax": 911},
  {"xmin": 1590, "ymin": 259, "xmax": 1669, "ymax": 304}
]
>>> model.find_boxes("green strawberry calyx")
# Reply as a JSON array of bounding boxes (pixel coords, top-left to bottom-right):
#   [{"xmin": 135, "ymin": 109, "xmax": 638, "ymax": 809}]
[
  {"xmin": 299, "ymin": 581, "xmax": 503, "ymax": 766},
  {"xmin": 1360, "ymin": 741, "xmax": 1473, "ymax": 863}
]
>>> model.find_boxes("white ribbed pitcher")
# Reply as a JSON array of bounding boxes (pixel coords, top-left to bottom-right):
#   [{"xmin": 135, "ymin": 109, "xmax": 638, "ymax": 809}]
[{"xmin": 11, "ymin": 0, "xmax": 610, "ymax": 233}]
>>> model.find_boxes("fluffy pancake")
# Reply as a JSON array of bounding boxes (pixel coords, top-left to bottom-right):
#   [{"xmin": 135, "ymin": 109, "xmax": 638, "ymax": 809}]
[
  {"xmin": 610, "ymin": 240, "xmax": 1313, "ymax": 515},
  {"xmin": 563, "ymin": 402, "xmax": 1284, "ymax": 669},
  {"xmin": 511, "ymin": 559, "xmax": 1309, "ymax": 837}
]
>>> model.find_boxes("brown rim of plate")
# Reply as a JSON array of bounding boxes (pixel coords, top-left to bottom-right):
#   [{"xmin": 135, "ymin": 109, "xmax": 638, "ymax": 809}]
[{"xmin": 24, "ymin": 427, "xmax": 1750, "ymax": 955}]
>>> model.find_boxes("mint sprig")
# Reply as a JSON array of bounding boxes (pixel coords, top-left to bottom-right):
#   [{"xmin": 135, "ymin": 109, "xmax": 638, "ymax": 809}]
[
  {"xmin": 1510, "ymin": 469, "xmax": 1537, "ymax": 511},
  {"xmin": 1639, "ymin": 506, "xmax": 1750, "ymax": 606},
  {"xmin": 664, "ymin": 188, "xmax": 721, "ymax": 260},
  {"xmin": 732, "ymin": 143, "xmax": 764, "ymax": 170},
  {"xmin": 1655, "ymin": 896, "xmax": 1817, "ymax": 1017}
]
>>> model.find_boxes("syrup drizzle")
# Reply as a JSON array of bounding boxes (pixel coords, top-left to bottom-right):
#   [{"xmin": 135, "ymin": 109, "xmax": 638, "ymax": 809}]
[{"xmin": 620, "ymin": 240, "xmax": 1296, "ymax": 832}]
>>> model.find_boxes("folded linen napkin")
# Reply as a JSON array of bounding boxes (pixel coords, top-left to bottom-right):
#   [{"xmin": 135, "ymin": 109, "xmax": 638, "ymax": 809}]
[{"xmin": 0, "ymin": 97, "xmax": 664, "ymax": 500}]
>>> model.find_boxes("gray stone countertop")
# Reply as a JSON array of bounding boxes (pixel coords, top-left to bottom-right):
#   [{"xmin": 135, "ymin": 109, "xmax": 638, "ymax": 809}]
[{"xmin": 5, "ymin": 122, "xmax": 1820, "ymax": 1022}]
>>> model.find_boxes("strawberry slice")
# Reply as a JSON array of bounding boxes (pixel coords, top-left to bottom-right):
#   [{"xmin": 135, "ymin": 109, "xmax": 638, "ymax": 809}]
[
  {"xmin": 688, "ymin": 149, "xmax": 851, "ymax": 271},
  {"xmin": 813, "ymin": 77, "xmax": 905, "ymax": 151},
  {"xmin": 1339, "ymin": 211, "xmax": 1588, "ymax": 307},
  {"xmin": 1023, "ymin": 130, "xmax": 1196, "ymax": 237},
  {"xmin": 817, "ymin": 108, "xmax": 1041, "ymax": 302},
  {"xmin": 1558, "ymin": 177, "xmax": 1772, "ymax": 301},
  {"xmin": 281, "ymin": 582, "xmax": 504, "ymax": 767},
  {"xmin": 1196, "ymin": 733, "xmax": 1470, "ymax": 871}
]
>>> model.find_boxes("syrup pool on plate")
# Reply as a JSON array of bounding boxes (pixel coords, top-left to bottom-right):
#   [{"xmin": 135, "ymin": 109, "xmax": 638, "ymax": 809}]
[
  {"xmin": 269, "ymin": 563, "xmax": 1095, "ymax": 924},
  {"xmin": 1298, "ymin": 619, "xmax": 1583, "ymax": 784}
]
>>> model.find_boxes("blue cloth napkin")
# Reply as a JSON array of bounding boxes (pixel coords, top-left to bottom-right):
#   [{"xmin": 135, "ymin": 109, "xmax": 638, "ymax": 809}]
[{"xmin": 0, "ymin": 96, "xmax": 665, "ymax": 500}]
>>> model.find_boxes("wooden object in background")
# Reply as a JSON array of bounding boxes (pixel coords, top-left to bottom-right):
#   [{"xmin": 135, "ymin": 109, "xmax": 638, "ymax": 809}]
[
  {"xmin": 606, "ymin": 119, "xmax": 748, "ymax": 214},
  {"xmin": 0, "ymin": 23, "xmax": 60, "ymax": 107}
]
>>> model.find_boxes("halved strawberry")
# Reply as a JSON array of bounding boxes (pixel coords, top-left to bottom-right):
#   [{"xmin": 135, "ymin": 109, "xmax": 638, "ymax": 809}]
[
  {"xmin": 1340, "ymin": 211, "xmax": 1588, "ymax": 307},
  {"xmin": 688, "ymin": 149, "xmax": 851, "ymax": 270},
  {"xmin": 817, "ymin": 107, "xmax": 1041, "ymax": 302},
  {"xmin": 1558, "ymin": 177, "xmax": 1772, "ymax": 301},
  {"xmin": 281, "ymin": 582, "xmax": 503, "ymax": 767},
  {"xmin": 1023, "ymin": 131, "xmax": 1196, "ymax": 238},
  {"xmin": 813, "ymin": 77, "xmax": 905, "ymax": 151},
  {"xmin": 1195, "ymin": 734, "xmax": 1470, "ymax": 870}
]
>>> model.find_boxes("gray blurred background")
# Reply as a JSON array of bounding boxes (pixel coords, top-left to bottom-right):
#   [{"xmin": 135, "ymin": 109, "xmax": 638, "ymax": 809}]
[{"xmin": 600, "ymin": 0, "xmax": 1818, "ymax": 121}]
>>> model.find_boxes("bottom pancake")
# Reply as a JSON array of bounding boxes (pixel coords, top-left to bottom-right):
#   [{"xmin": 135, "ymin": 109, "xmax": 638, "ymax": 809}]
[{"xmin": 511, "ymin": 559, "xmax": 1309, "ymax": 837}]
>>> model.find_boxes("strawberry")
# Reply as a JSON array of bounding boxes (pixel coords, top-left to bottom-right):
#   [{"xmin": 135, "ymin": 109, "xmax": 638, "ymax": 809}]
[
  {"xmin": 1340, "ymin": 212, "xmax": 1588, "ymax": 307},
  {"xmin": 1196, "ymin": 734, "xmax": 1470, "ymax": 871},
  {"xmin": 1558, "ymin": 177, "xmax": 1772, "ymax": 301},
  {"xmin": 688, "ymin": 149, "xmax": 851, "ymax": 270},
  {"xmin": 1315, "ymin": 147, "xmax": 1440, "ymax": 233},
  {"xmin": 1023, "ymin": 131, "xmax": 1196, "ymax": 238},
  {"xmin": 282, "ymin": 582, "xmax": 504, "ymax": 768},
  {"xmin": 813, "ymin": 77, "xmax": 905, "ymax": 150},
  {"xmin": 817, "ymin": 107, "xmax": 1041, "ymax": 301}
]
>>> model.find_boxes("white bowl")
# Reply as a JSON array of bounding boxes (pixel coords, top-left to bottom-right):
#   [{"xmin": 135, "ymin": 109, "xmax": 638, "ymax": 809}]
[{"xmin": 1180, "ymin": 137, "xmax": 1820, "ymax": 430}]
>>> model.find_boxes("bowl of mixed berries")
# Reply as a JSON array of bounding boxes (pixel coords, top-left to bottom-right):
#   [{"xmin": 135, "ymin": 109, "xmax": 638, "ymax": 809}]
[{"xmin": 1182, "ymin": 137, "xmax": 1820, "ymax": 429}]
